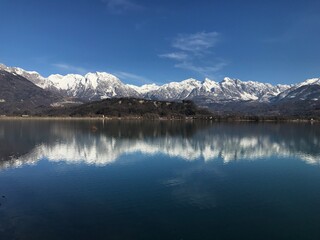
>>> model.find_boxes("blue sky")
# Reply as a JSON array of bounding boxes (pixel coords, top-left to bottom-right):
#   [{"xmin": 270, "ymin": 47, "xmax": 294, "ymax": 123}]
[{"xmin": 0, "ymin": 0, "xmax": 319, "ymax": 85}]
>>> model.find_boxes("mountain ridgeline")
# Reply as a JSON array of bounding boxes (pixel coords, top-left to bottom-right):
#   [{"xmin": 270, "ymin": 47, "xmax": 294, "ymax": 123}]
[{"xmin": 0, "ymin": 63, "xmax": 320, "ymax": 118}]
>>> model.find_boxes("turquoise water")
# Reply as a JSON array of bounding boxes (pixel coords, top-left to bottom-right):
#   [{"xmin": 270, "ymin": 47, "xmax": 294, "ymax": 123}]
[{"xmin": 0, "ymin": 120, "xmax": 320, "ymax": 239}]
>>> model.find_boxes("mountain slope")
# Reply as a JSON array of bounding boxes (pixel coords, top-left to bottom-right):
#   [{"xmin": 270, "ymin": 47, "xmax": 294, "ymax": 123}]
[
  {"xmin": 0, "ymin": 70, "xmax": 60, "ymax": 115},
  {"xmin": 273, "ymin": 78, "xmax": 320, "ymax": 102},
  {"xmin": 0, "ymin": 63, "xmax": 48, "ymax": 88}
]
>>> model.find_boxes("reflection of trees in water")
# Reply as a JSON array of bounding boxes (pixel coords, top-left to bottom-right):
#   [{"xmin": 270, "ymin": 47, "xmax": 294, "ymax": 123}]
[
  {"xmin": 0, "ymin": 120, "xmax": 61, "ymax": 161},
  {"xmin": 95, "ymin": 120, "xmax": 210, "ymax": 139},
  {"xmin": 0, "ymin": 120, "xmax": 320, "ymax": 169}
]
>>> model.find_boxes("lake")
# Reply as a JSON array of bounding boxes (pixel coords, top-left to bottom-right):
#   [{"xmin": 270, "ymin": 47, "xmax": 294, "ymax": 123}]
[{"xmin": 0, "ymin": 120, "xmax": 320, "ymax": 240}]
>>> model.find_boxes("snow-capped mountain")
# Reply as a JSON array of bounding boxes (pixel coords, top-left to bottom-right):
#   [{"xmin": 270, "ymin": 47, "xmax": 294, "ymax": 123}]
[
  {"xmin": 128, "ymin": 83, "xmax": 159, "ymax": 94},
  {"xmin": 0, "ymin": 63, "xmax": 48, "ymax": 88},
  {"xmin": 142, "ymin": 78, "xmax": 203, "ymax": 100},
  {"xmin": 129, "ymin": 77, "xmax": 290, "ymax": 102},
  {"xmin": 46, "ymin": 72, "xmax": 140, "ymax": 100},
  {"xmin": 1, "ymin": 63, "xmax": 319, "ymax": 106},
  {"xmin": 274, "ymin": 78, "xmax": 320, "ymax": 102},
  {"xmin": 185, "ymin": 77, "xmax": 290, "ymax": 102},
  {"xmin": 0, "ymin": 69, "xmax": 60, "ymax": 114},
  {"xmin": 0, "ymin": 64, "xmax": 139, "ymax": 101}
]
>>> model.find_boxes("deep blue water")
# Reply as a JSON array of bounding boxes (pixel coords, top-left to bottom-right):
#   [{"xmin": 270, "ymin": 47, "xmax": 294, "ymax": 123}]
[{"xmin": 0, "ymin": 120, "xmax": 320, "ymax": 240}]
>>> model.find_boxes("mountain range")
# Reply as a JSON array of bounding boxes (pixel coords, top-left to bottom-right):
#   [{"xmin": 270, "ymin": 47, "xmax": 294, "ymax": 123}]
[{"xmin": 0, "ymin": 63, "xmax": 319, "ymax": 116}]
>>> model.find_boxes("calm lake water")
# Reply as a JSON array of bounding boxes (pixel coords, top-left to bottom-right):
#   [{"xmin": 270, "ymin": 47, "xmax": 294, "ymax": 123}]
[{"xmin": 0, "ymin": 120, "xmax": 320, "ymax": 240}]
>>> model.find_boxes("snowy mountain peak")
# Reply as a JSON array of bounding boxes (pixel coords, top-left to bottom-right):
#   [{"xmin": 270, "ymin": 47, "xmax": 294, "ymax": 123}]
[
  {"xmin": 0, "ymin": 63, "xmax": 317, "ymax": 104},
  {"xmin": 180, "ymin": 78, "xmax": 200, "ymax": 83},
  {"xmin": 273, "ymin": 78, "xmax": 320, "ymax": 101},
  {"xmin": 128, "ymin": 83, "xmax": 160, "ymax": 94},
  {"xmin": 203, "ymin": 77, "xmax": 217, "ymax": 83},
  {"xmin": 222, "ymin": 77, "xmax": 236, "ymax": 82},
  {"xmin": 48, "ymin": 74, "xmax": 85, "ymax": 91},
  {"xmin": 221, "ymin": 77, "xmax": 243, "ymax": 87},
  {"xmin": 297, "ymin": 78, "xmax": 320, "ymax": 87},
  {"xmin": 46, "ymin": 72, "xmax": 138, "ymax": 99},
  {"xmin": 0, "ymin": 63, "xmax": 48, "ymax": 88},
  {"xmin": 201, "ymin": 78, "xmax": 219, "ymax": 92},
  {"xmin": 85, "ymin": 72, "xmax": 120, "ymax": 82}
]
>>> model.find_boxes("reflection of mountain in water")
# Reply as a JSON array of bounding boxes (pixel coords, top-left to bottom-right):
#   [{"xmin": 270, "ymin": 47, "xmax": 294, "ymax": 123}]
[{"xmin": 0, "ymin": 120, "xmax": 320, "ymax": 169}]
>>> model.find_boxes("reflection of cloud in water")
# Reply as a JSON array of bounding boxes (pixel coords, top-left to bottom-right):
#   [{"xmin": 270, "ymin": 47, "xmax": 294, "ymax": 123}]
[{"xmin": 1, "ymin": 122, "xmax": 320, "ymax": 169}]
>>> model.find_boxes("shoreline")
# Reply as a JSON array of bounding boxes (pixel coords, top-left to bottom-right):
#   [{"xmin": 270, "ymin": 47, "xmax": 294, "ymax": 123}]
[{"xmin": 0, "ymin": 115, "xmax": 318, "ymax": 123}]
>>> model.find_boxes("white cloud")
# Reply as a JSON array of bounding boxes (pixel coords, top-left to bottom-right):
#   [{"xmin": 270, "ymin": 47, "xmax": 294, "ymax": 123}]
[
  {"xmin": 173, "ymin": 31, "xmax": 220, "ymax": 54},
  {"xmin": 175, "ymin": 61, "xmax": 228, "ymax": 77},
  {"xmin": 159, "ymin": 31, "xmax": 227, "ymax": 76},
  {"xmin": 159, "ymin": 52, "xmax": 189, "ymax": 61},
  {"xmin": 114, "ymin": 71, "xmax": 152, "ymax": 85},
  {"xmin": 52, "ymin": 63, "xmax": 88, "ymax": 75},
  {"xmin": 102, "ymin": 0, "xmax": 143, "ymax": 14}
]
